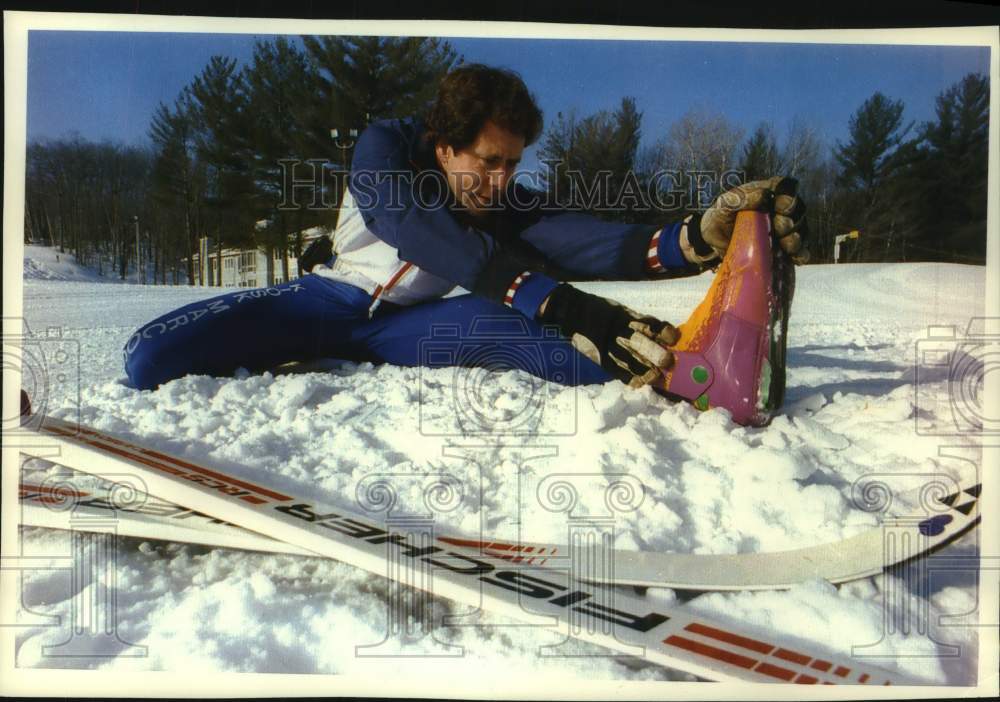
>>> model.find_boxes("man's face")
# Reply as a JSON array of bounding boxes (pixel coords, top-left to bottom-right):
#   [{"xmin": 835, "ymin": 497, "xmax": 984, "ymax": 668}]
[{"xmin": 435, "ymin": 120, "xmax": 524, "ymax": 217}]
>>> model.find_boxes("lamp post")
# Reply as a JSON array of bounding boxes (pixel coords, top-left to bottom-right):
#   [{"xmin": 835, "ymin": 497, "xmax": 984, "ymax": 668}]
[
  {"xmin": 330, "ymin": 113, "xmax": 369, "ymax": 169},
  {"xmin": 331, "ymin": 126, "xmax": 360, "ymax": 206},
  {"xmin": 330, "ymin": 127, "xmax": 360, "ymax": 171}
]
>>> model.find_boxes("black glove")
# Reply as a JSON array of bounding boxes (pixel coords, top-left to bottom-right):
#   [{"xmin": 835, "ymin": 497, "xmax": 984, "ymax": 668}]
[
  {"xmin": 298, "ymin": 235, "xmax": 334, "ymax": 276},
  {"xmin": 539, "ymin": 284, "xmax": 679, "ymax": 388}
]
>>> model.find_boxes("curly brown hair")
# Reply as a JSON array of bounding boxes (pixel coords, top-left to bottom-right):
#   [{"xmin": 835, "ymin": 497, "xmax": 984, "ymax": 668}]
[{"xmin": 425, "ymin": 63, "xmax": 544, "ymax": 151}]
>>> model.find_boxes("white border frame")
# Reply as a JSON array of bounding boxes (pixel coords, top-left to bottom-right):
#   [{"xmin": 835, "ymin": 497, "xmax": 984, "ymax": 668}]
[{"xmin": 3, "ymin": 11, "xmax": 998, "ymax": 699}]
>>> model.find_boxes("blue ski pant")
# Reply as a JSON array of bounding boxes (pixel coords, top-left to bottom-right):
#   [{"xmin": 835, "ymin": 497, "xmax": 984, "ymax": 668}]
[{"xmin": 123, "ymin": 274, "xmax": 613, "ymax": 391}]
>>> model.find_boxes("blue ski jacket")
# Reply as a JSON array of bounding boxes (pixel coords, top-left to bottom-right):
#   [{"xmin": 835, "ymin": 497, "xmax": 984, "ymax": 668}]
[{"xmin": 317, "ymin": 116, "xmax": 692, "ymax": 317}]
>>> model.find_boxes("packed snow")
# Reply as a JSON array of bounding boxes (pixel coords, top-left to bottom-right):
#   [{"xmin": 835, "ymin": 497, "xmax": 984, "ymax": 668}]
[
  {"xmin": 13, "ymin": 245, "xmax": 986, "ymax": 685},
  {"xmin": 22, "ymin": 244, "xmax": 136, "ymax": 284}
]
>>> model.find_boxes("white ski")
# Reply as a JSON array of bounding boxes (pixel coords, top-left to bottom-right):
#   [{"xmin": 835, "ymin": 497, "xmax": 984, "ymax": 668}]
[
  {"xmin": 19, "ymin": 476, "xmax": 318, "ymax": 557},
  {"xmin": 17, "ymin": 460, "xmax": 981, "ymax": 592},
  {"xmin": 14, "ymin": 411, "xmax": 926, "ymax": 684},
  {"xmin": 17, "ymin": 442, "xmax": 980, "ymax": 591}
]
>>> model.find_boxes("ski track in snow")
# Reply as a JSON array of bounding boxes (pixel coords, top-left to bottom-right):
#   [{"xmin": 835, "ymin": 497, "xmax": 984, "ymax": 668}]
[{"xmin": 14, "ymin": 249, "xmax": 986, "ymax": 684}]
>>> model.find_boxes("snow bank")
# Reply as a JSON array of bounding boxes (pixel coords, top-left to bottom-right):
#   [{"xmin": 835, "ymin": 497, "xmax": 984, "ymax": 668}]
[
  {"xmin": 14, "ymin": 254, "xmax": 987, "ymax": 685},
  {"xmin": 22, "ymin": 244, "xmax": 126, "ymax": 283}
]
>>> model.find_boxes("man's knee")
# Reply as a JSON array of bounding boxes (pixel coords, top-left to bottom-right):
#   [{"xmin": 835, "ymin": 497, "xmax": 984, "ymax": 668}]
[
  {"xmin": 123, "ymin": 329, "xmax": 180, "ymax": 390},
  {"xmin": 122, "ymin": 309, "xmax": 219, "ymax": 391}
]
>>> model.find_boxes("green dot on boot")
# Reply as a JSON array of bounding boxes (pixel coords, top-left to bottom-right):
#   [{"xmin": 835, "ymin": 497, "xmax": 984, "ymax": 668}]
[{"xmin": 691, "ymin": 365, "xmax": 709, "ymax": 384}]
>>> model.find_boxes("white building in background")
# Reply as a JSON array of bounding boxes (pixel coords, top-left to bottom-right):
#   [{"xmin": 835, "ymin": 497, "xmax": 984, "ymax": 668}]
[{"xmin": 190, "ymin": 226, "xmax": 329, "ymax": 288}]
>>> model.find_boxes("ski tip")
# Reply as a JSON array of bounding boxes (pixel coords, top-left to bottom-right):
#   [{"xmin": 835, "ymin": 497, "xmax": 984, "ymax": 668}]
[{"xmin": 21, "ymin": 389, "xmax": 32, "ymax": 417}]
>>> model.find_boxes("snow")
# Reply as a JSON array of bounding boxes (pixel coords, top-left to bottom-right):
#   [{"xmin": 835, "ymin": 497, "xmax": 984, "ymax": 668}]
[
  {"xmin": 14, "ymin": 245, "xmax": 986, "ymax": 684},
  {"xmin": 23, "ymin": 244, "xmax": 137, "ymax": 283}
]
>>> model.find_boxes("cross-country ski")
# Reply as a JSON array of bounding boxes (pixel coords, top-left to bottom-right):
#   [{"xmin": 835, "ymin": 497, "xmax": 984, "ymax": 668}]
[{"xmin": 17, "ymin": 417, "xmax": 981, "ymax": 591}]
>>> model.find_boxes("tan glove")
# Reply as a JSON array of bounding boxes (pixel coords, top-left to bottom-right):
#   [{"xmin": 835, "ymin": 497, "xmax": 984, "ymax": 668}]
[{"xmin": 691, "ymin": 176, "xmax": 810, "ymax": 265}]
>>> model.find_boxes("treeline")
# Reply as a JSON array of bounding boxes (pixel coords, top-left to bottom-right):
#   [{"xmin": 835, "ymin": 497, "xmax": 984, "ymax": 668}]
[
  {"xmin": 538, "ymin": 72, "xmax": 989, "ymax": 264},
  {"xmin": 24, "ymin": 45, "xmax": 988, "ymax": 280},
  {"xmin": 25, "ymin": 137, "xmax": 157, "ymax": 279},
  {"xmin": 25, "ymin": 36, "xmax": 459, "ymax": 284}
]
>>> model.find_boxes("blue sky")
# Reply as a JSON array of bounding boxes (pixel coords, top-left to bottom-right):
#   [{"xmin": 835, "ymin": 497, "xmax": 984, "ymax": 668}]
[{"xmin": 26, "ymin": 31, "xmax": 990, "ymax": 174}]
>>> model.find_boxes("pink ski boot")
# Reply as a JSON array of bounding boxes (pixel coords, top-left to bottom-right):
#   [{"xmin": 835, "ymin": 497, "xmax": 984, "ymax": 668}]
[{"xmin": 656, "ymin": 210, "xmax": 795, "ymax": 427}]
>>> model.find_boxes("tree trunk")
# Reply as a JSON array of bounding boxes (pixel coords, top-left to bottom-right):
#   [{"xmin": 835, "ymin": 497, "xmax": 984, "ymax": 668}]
[
  {"xmin": 119, "ymin": 224, "xmax": 128, "ymax": 280},
  {"xmin": 24, "ymin": 202, "xmax": 36, "ymax": 243},
  {"xmin": 45, "ymin": 209, "xmax": 56, "ymax": 250},
  {"xmin": 185, "ymin": 207, "xmax": 196, "ymax": 286},
  {"xmin": 51, "ymin": 194, "xmax": 66, "ymax": 254},
  {"xmin": 152, "ymin": 230, "xmax": 158, "ymax": 285},
  {"xmin": 71, "ymin": 199, "xmax": 79, "ymax": 263}
]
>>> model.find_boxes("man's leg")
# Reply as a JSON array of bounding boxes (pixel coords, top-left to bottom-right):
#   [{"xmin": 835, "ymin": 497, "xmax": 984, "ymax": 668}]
[
  {"xmin": 123, "ymin": 276, "xmax": 374, "ymax": 390},
  {"xmin": 351, "ymin": 294, "xmax": 613, "ymax": 386}
]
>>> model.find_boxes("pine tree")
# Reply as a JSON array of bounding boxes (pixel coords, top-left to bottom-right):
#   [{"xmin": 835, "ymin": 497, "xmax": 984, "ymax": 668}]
[
  {"xmin": 300, "ymin": 36, "xmax": 458, "ymax": 131},
  {"xmin": 295, "ymin": 36, "xmax": 459, "ymax": 226},
  {"xmin": 537, "ymin": 97, "xmax": 648, "ymax": 222},
  {"xmin": 243, "ymin": 37, "xmax": 317, "ymax": 283},
  {"xmin": 740, "ymin": 123, "xmax": 780, "ymax": 182},
  {"xmin": 609, "ymin": 98, "xmax": 645, "ymax": 221},
  {"xmin": 835, "ymin": 93, "xmax": 911, "ymax": 191},
  {"xmin": 150, "ymin": 96, "xmax": 204, "ymax": 284},
  {"xmin": 897, "ymin": 73, "xmax": 989, "ymax": 263},
  {"xmin": 537, "ymin": 109, "xmax": 578, "ymax": 207},
  {"xmin": 833, "ymin": 92, "xmax": 912, "ymax": 261},
  {"xmin": 187, "ymin": 55, "xmax": 256, "ymax": 285}
]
